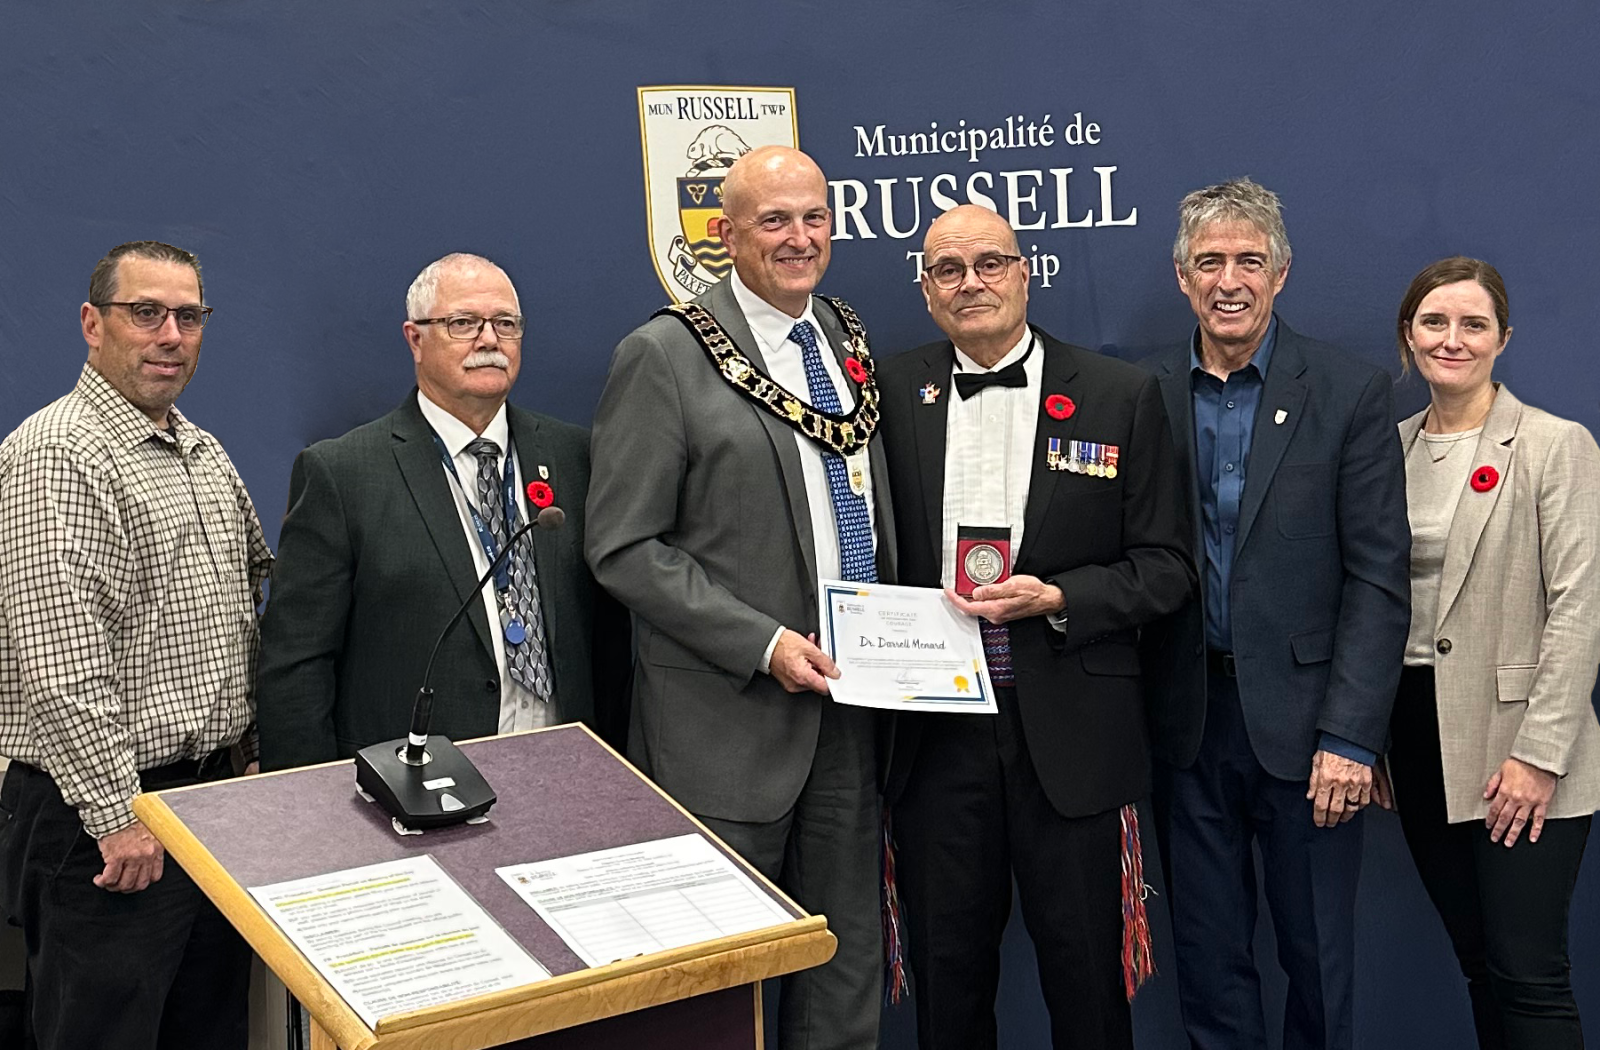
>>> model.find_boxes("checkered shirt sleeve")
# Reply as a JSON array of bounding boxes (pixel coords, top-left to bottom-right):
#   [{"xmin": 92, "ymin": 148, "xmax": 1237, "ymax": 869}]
[{"xmin": 0, "ymin": 366, "xmax": 273, "ymax": 837}]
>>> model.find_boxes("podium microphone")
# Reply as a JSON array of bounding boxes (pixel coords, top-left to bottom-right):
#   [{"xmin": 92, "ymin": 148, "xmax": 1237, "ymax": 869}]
[{"xmin": 355, "ymin": 502, "xmax": 566, "ymax": 830}]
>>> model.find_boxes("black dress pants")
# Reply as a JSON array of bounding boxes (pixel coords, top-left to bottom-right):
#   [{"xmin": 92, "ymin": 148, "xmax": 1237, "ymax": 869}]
[
  {"xmin": 893, "ymin": 686, "xmax": 1130, "ymax": 1050},
  {"xmin": 1389, "ymin": 665, "xmax": 1591, "ymax": 1050},
  {"xmin": 0, "ymin": 762, "xmax": 251, "ymax": 1050}
]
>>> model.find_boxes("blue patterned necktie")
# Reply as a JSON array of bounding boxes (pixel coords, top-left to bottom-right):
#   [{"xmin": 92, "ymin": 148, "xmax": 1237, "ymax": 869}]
[
  {"xmin": 788, "ymin": 321, "xmax": 877, "ymax": 583},
  {"xmin": 466, "ymin": 438, "xmax": 552, "ymax": 702}
]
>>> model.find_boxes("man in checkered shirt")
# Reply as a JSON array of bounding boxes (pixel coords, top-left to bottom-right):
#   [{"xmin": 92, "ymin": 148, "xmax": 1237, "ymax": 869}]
[{"xmin": 0, "ymin": 241, "xmax": 271, "ymax": 1050}]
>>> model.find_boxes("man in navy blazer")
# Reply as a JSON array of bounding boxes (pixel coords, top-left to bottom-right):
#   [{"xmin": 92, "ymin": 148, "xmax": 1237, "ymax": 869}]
[{"xmin": 1139, "ymin": 179, "xmax": 1409, "ymax": 1050}]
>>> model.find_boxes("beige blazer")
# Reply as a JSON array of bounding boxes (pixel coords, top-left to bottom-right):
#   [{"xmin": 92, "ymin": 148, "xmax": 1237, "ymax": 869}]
[{"xmin": 1400, "ymin": 384, "xmax": 1600, "ymax": 822}]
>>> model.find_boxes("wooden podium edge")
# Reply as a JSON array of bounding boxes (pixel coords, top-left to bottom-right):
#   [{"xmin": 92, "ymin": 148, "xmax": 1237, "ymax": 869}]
[
  {"xmin": 136, "ymin": 725, "xmax": 839, "ymax": 1048},
  {"xmin": 373, "ymin": 920, "xmax": 825, "ymax": 1030},
  {"xmin": 134, "ymin": 791, "xmax": 379, "ymax": 1050},
  {"xmin": 369, "ymin": 927, "xmax": 836, "ymax": 1050}
]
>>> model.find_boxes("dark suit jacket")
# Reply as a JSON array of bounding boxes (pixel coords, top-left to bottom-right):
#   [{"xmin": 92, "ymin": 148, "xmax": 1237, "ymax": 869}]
[
  {"xmin": 255, "ymin": 391, "xmax": 629, "ymax": 771},
  {"xmin": 1138, "ymin": 318, "xmax": 1410, "ymax": 780},
  {"xmin": 585, "ymin": 278, "xmax": 897, "ymax": 824},
  {"xmin": 878, "ymin": 328, "xmax": 1195, "ymax": 818}
]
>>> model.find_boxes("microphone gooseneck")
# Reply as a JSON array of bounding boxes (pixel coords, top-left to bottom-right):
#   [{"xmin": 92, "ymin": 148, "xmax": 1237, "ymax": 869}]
[{"xmin": 403, "ymin": 504, "xmax": 565, "ymax": 763}]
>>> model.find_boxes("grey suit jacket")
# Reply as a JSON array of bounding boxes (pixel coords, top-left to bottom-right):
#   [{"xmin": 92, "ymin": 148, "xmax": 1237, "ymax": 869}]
[
  {"xmin": 1399, "ymin": 385, "xmax": 1600, "ymax": 822},
  {"xmin": 585, "ymin": 278, "xmax": 896, "ymax": 823},
  {"xmin": 256, "ymin": 391, "xmax": 629, "ymax": 771}
]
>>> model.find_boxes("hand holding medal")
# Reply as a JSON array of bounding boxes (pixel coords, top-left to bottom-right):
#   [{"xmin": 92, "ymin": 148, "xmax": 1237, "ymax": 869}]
[{"xmin": 946, "ymin": 575, "xmax": 1068, "ymax": 626}]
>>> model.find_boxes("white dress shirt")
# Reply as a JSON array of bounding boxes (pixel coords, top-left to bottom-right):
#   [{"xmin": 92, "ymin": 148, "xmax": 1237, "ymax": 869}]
[
  {"xmin": 728, "ymin": 270, "xmax": 879, "ymax": 670},
  {"xmin": 940, "ymin": 329, "xmax": 1040, "ymax": 586},
  {"xmin": 417, "ymin": 391, "xmax": 557, "ymax": 731}
]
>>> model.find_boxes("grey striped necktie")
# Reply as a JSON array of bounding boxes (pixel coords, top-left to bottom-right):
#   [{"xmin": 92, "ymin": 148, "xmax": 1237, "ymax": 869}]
[{"xmin": 466, "ymin": 437, "xmax": 552, "ymax": 702}]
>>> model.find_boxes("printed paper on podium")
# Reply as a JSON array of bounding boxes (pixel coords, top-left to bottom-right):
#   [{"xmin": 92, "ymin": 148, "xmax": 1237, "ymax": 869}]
[
  {"xmin": 250, "ymin": 854, "xmax": 548, "ymax": 1028},
  {"xmin": 496, "ymin": 833, "xmax": 793, "ymax": 968}
]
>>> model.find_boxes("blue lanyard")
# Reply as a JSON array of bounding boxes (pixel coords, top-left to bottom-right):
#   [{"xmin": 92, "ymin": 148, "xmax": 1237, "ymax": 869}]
[{"xmin": 430, "ymin": 431, "xmax": 520, "ymax": 592}]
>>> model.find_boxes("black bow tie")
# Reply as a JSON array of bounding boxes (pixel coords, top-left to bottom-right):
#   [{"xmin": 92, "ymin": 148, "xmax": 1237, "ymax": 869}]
[{"xmin": 953, "ymin": 337, "xmax": 1035, "ymax": 400}]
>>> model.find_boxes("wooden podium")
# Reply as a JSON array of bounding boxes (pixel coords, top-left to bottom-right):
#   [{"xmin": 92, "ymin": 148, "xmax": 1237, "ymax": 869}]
[{"xmin": 133, "ymin": 725, "xmax": 835, "ymax": 1050}]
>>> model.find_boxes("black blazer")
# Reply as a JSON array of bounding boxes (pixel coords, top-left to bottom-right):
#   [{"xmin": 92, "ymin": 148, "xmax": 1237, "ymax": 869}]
[
  {"xmin": 256, "ymin": 391, "xmax": 630, "ymax": 771},
  {"xmin": 1138, "ymin": 318, "xmax": 1410, "ymax": 779},
  {"xmin": 877, "ymin": 328, "xmax": 1196, "ymax": 818}
]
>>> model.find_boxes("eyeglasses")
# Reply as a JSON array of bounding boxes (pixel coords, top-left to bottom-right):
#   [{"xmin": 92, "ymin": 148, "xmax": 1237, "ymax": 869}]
[
  {"xmin": 412, "ymin": 314, "xmax": 526, "ymax": 341},
  {"xmin": 921, "ymin": 254, "xmax": 1024, "ymax": 290},
  {"xmin": 95, "ymin": 301, "xmax": 213, "ymax": 331}
]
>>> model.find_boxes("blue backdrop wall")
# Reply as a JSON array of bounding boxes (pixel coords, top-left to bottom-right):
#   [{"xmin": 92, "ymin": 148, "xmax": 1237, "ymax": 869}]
[{"xmin": 3, "ymin": 2, "xmax": 1596, "ymax": 1046}]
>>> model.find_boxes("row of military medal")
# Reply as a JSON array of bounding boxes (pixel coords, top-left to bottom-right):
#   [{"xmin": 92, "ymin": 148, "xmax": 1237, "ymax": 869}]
[{"xmin": 1048, "ymin": 438, "xmax": 1120, "ymax": 477}]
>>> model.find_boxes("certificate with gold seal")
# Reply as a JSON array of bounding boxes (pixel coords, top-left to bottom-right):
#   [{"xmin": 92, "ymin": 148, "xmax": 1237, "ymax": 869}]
[{"xmin": 818, "ymin": 581, "xmax": 998, "ymax": 714}]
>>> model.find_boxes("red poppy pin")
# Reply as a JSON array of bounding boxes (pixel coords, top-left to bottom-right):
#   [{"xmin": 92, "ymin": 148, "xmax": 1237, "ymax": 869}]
[
  {"xmin": 1470, "ymin": 465, "xmax": 1499, "ymax": 493},
  {"xmin": 1045, "ymin": 393, "xmax": 1075, "ymax": 420},
  {"xmin": 527, "ymin": 480, "xmax": 554, "ymax": 508},
  {"xmin": 844, "ymin": 357, "xmax": 869, "ymax": 384}
]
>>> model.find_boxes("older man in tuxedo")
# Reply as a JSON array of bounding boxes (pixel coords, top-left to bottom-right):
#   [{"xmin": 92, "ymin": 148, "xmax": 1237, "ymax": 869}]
[{"xmin": 876, "ymin": 205, "xmax": 1194, "ymax": 1050}]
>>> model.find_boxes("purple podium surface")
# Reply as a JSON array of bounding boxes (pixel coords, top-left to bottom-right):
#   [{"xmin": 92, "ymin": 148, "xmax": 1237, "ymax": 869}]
[
  {"xmin": 163, "ymin": 725, "xmax": 800, "ymax": 977},
  {"xmin": 152, "ymin": 725, "xmax": 814, "ymax": 1048}
]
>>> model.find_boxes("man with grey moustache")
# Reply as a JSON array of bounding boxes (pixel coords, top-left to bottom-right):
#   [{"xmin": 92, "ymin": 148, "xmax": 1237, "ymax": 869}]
[{"xmin": 257, "ymin": 252, "xmax": 628, "ymax": 771}]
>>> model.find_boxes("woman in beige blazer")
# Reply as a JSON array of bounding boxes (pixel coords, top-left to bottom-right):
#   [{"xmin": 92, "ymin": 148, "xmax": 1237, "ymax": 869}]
[{"xmin": 1379, "ymin": 256, "xmax": 1600, "ymax": 1049}]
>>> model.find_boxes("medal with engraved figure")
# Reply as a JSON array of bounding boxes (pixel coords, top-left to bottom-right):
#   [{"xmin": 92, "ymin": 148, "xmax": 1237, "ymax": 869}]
[
  {"xmin": 965, "ymin": 545, "xmax": 1004, "ymax": 586},
  {"xmin": 955, "ymin": 525, "xmax": 1013, "ymax": 597}
]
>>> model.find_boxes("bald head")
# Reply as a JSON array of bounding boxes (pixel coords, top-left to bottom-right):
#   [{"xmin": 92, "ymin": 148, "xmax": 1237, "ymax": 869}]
[
  {"xmin": 919, "ymin": 205, "xmax": 1030, "ymax": 366},
  {"xmin": 720, "ymin": 146, "xmax": 826, "ymax": 221},
  {"xmin": 714, "ymin": 146, "xmax": 833, "ymax": 317},
  {"xmin": 923, "ymin": 205, "xmax": 1021, "ymax": 257}
]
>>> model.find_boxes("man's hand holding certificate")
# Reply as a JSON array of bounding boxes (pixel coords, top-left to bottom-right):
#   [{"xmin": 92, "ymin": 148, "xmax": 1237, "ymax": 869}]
[{"xmin": 817, "ymin": 581, "xmax": 998, "ymax": 714}]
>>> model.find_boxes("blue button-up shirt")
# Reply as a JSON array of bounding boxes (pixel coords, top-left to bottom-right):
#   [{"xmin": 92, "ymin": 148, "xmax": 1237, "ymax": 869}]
[
  {"xmin": 1190, "ymin": 319, "xmax": 1275, "ymax": 653},
  {"xmin": 1189, "ymin": 319, "xmax": 1372, "ymax": 766}
]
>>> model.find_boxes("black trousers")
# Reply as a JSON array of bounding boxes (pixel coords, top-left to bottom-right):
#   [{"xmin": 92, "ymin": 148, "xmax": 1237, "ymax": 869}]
[
  {"xmin": 893, "ymin": 687, "xmax": 1131, "ymax": 1050},
  {"xmin": 0, "ymin": 762, "xmax": 250, "ymax": 1050},
  {"xmin": 1389, "ymin": 665, "xmax": 1591, "ymax": 1050}
]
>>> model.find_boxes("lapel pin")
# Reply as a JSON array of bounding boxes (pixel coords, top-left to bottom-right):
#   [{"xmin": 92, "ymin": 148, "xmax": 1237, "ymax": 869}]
[
  {"xmin": 538, "ymin": 464, "xmax": 550, "ymax": 480},
  {"xmin": 919, "ymin": 382, "xmax": 942, "ymax": 405},
  {"xmin": 1470, "ymin": 465, "xmax": 1499, "ymax": 492},
  {"xmin": 1045, "ymin": 393, "xmax": 1075, "ymax": 420},
  {"xmin": 1274, "ymin": 409, "xmax": 1288, "ymax": 425}
]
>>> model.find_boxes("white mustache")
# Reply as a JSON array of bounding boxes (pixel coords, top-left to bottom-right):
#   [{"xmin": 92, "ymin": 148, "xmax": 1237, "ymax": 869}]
[{"xmin": 463, "ymin": 350, "xmax": 511, "ymax": 370}]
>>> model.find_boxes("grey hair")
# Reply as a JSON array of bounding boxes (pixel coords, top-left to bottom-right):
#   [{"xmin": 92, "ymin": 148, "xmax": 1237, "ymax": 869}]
[
  {"xmin": 89, "ymin": 241, "xmax": 204, "ymax": 307},
  {"xmin": 1173, "ymin": 178, "xmax": 1292, "ymax": 274},
  {"xmin": 404, "ymin": 253, "xmax": 517, "ymax": 319}
]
